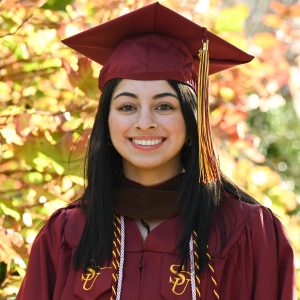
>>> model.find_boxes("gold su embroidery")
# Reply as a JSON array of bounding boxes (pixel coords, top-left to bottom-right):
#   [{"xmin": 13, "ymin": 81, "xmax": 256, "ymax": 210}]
[
  {"xmin": 81, "ymin": 267, "xmax": 111, "ymax": 291},
  {"xmin": 169, "ymin": 264, "xmax": 191, "ymax": 296}
]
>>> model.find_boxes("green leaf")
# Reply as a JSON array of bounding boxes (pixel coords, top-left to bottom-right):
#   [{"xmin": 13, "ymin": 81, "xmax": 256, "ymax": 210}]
[
  {"xmin": 41, "ymin": 0, "xmax": 74, "ymax": 11},
  {"xmin": 15, "ymin": 135, "xmax": 83, "ymax": 177},
  {"xmin": 23, "ymin": 172, "xmax": 44, "ymax": 184},
  {"xmin": 0, "ymin": 105, "xmax": 24, "ymax": 117},
  {"xmin": 215, "ymin": 4, "xmax": 249, "ymax": 33},
  {"xmin": 14, "ymin": 43, "xmax": 29, "ymax": 60},
  {"xmin": 32, "ymin": 152, "xmax": 65, "ymax": 175},
  {"xmin": 1, "ymin": 14, "xmax": 18, "ymax": 30},
  {"xmin": 0, "ymin": 203, "xmax": 20, "ymax": 221},
  {"xmin": 0, "ymin": 262, "xmax": 7, "ymax": 285}
]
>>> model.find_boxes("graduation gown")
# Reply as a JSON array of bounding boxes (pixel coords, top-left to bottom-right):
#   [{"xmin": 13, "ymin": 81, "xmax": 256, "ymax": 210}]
[{"xmin": 17, "ymin": 177, "xmax": 296, "ymax": 300}]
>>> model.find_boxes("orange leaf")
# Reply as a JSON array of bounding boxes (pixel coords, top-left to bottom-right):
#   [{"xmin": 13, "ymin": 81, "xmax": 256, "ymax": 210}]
[
  {"xmin": 270, "ymin": 1, "xmax": 289, "ymax": 15},
  {"xmin": 290, "ymin": 3, "xmax": 300, "ymax": 16}
]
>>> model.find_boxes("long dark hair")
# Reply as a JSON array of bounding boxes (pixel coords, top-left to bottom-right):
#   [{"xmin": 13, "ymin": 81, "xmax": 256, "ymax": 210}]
[{"xmin": 74, "ymin": 78, "xmax": 257, "ymax": 272}]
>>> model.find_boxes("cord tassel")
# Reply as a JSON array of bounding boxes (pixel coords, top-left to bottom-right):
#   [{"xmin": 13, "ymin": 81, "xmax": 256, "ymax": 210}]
[{"xmin": 197, "ymin": 39, "xmax": 220, "ymax": 184}]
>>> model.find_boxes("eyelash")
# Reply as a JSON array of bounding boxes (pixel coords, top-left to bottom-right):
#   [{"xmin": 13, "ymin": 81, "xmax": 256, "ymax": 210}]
[{"xmin": 117, "ymin": 103, "xmax": 175, "ymax": 112}]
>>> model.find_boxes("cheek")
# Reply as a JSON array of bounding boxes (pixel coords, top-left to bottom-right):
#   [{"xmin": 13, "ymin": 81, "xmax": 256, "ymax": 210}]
[
  {"xmin": 166, "ymin": 116, "xmax": 186, "ymax": 141},
  {"xmin": 108, "ymin": 112, "xmax": 130, "ymax": 139},
  {"xmin": 108, "ymin": 112, "xmax": 119, "ymax": 138}
]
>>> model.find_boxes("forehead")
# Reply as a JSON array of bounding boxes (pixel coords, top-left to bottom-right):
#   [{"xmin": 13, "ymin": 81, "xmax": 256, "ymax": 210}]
[{"xmin": 112, "ymin": 79, "xmax": 177, "ymax": 96}]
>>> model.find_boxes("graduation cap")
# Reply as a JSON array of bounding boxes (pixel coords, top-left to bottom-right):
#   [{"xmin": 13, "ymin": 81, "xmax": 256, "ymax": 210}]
[{"xmin": 62, "ymin": 2, "xmax": 254, "ymax": 184}]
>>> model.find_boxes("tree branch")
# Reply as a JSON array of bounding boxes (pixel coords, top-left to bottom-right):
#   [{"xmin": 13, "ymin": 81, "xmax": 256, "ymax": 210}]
[
  {"xmin": 0, "ymin": 14, "xmax": 33, "ymax": 39},
  {"xmin": 0, "ymin": 66, "xmax": 60, "ymax": 81}
]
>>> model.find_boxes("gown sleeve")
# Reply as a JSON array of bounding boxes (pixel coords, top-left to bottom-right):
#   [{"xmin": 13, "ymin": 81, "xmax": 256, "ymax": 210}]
[
  {"xmin": 16, "ymin": 209, "xmax": 67, "ymax": 300},
  {"xmin": 250, "ymin": 206, "xmax": 296, "ymax": 300}
]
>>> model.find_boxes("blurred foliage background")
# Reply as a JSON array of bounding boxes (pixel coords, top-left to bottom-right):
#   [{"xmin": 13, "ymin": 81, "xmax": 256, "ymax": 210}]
[{"xmin": 0, "ymin": 0, "xmax": 299, "ymax": 298}]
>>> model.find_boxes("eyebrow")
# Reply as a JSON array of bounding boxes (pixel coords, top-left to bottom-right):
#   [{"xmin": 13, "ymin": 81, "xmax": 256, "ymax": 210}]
[{"xmin": 112, "ymin": 92, "xmax": 178, "ymax": 101}]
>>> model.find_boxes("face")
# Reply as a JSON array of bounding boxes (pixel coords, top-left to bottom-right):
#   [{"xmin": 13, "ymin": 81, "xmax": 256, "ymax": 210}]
[{"xmin": 108, "ymin": 79, "xmax": 186, "ymax": 179}]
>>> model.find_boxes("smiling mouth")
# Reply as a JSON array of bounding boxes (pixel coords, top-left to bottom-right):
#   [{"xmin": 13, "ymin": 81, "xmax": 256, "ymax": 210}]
[{"xmin": 129, "ymin": 138, "xmax": 166, "ymax": 146}]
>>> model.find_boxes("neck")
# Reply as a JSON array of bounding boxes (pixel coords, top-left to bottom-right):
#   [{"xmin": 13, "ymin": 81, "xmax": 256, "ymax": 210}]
[
  {"xmin": 122, "ymin": 162, "xmax": 183, "ymax": 186},
  {"xmin": 114, "ymin": 171, "xmax": 184, "ymax": 220}
]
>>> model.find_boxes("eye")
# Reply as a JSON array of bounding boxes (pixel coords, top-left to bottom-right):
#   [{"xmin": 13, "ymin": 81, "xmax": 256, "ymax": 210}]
[
  {"xmin": 118, "ymin": 104, "xmax": 137, "ymax": 112},
  {"xmin": 156, "ymin": 103, "xmax": 174, "ymax": 111}
]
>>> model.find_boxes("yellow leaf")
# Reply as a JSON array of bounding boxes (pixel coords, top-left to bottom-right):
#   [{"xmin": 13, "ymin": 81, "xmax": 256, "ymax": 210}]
[
  {"xmin": 219, "ymin": 87, "xmax": 235, "ymax": 101},
  {"xmin": 62, "ymin": 176, "xmax": 73, "ymax": 192},
  {"xmin": 263, "ymin": 14, "xmax": 283, "ymax": 29},
  {"xmin": 0, "ymin": 125, "xmax": 23, "ymax": 145},
  {"xmin": 0, "ymin": 82, "xmax": 12, "ymax": 103},
  {"xmin": 253, "ymin": 32, "xmax": 278, "ymax": 49},
  {"xmin": 69, "ymin": 175, "xmax": 84, "ymax": 186}
]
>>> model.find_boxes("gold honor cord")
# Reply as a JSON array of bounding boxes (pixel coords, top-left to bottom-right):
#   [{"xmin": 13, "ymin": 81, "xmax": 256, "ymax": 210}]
[
  {"xmin": 110, "ymin": 215, "xmax": 122, "ymax": 300},
  {"xmin": 193, "ymin": 231, "xmax": 220, "ymax": 300},
  {"xmin": 197, "ymin": 40, "xmax": 220, "ymax": 184}
]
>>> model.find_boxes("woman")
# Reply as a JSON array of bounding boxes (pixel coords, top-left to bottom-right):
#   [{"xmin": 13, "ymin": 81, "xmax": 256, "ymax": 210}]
[{"xmin": 17, "ymin": 3, "xmax": 296, "ymax": 300}]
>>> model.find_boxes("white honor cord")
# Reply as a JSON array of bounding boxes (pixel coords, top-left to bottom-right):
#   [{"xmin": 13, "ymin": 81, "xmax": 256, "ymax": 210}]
[
  {"xmin": 189, "ymin": 235, "xmax": 197, "ymax": 300},
  {"xmin": 116, "ymin": 216, "xmax": 125, "ymax": 300},
  {"xmin": 115, "ymin": 219, "xmax": 197, "ymax": 300}
]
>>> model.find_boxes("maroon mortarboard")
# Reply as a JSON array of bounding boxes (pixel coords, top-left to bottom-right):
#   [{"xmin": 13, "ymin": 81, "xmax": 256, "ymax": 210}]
[
  {"xmin": 62, "ymin": 2, "xmax": 253, "ymax": 89},
  {"xmin": 62, "ymin": 2, "xmax": 254, "ymax": 184}
]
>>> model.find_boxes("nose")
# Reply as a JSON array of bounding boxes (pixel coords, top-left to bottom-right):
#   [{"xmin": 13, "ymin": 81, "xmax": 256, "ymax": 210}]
[{"xmin": 134, "ymin": 108, "xmax": 157, "ymax": 130}]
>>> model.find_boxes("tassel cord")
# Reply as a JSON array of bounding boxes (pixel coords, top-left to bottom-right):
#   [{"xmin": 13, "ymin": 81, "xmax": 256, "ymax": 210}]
[{"xmin": 197, "ymin": 40, "xmax": 220, "ymax": 183}]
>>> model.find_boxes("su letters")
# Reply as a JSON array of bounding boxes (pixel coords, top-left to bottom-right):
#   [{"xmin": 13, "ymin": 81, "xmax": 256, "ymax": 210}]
[
  {"xmin": 81, "ymin": 264, "xmax": 191, "ymax": 295},
  {"xmin": 81, "ymin": 267, "xmax": 111, "ymax": 291},
  {"xmin": 169, "ymin": 264, "xmax": 191, "ymax": 296}
]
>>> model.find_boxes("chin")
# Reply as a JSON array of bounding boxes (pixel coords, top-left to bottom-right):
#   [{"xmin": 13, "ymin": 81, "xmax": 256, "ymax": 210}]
[
  {"xmin": 124, "ymin": 155, "xmax": 181, "ymax": 172},
  {"xmin": 130, "ymin": 161, "xmax": 165, "ymax": 170}
]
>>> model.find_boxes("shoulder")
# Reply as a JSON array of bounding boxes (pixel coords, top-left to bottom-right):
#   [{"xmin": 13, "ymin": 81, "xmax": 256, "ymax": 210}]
[
  {"xmin": 38, "ymin": 205, "xmax": 86, "ymax": 248},
  {"xmin": 213, "ymin": 192, "xmax": 296, "ymax": 298},
  {"xmin": 215, "ymin": 190, "xmax": 264, "ymax": 237},
  {"xmin": 210, "ymin": 190, "xmax": 291, "ymax": 257},
  {"xmin": 219, "ymin": 189, "xmax": 277, "ymax": 225}
]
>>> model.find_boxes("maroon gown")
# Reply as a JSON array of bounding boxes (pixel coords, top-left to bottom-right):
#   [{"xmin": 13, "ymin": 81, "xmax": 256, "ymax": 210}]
[{"xmin": 17, "ymin": 176, "xmax": 296, "ymax": 300}]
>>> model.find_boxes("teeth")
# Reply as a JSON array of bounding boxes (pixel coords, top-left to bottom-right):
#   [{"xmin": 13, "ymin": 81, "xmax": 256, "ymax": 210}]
[{"xmin": 132, "ymin": 138, "xmax": 163, "ymax": 146}]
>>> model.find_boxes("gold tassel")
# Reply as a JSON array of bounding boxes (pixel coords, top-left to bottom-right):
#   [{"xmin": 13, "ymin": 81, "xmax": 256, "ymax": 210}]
[{"xmin": 198, "ymin": 40, "xmax": 220, "ymax": 184}]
